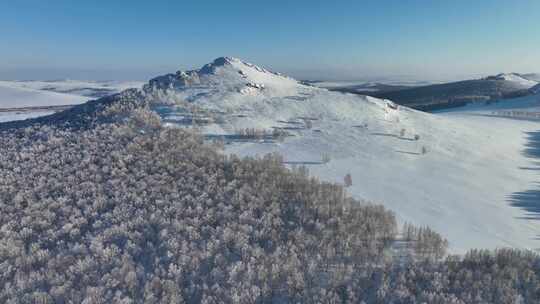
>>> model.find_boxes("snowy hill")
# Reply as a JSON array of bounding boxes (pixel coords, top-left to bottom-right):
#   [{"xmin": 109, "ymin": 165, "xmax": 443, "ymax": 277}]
[
  {"xmin": 143, "ymin": 57, "xmax": 298, "ymax": 102},
  {"xmin": 2, "ymin": 57, "xmax": 540, "ymax": 253},
  {"xmin": 366, "ymin": 73, "xmax": 538, "ymax": 111},
  {"xmin": 484, "ymin": 73, "xmax": 538, "ymax": 89},
  {"xmin": 137, "ymin": 57, "xmax": 540, "ymax": 253},
  {"xmin": 522, "ymin": 73, "xmax": 540, "ymax": 82}
]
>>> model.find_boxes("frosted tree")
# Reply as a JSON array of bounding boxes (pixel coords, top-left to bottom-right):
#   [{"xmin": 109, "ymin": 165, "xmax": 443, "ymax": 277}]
[
  {"xmin": 0, "ymin": 106, "xmax": 537, "ymax": 303},
  {"xmin": 344, "ymin": 173, "xmax": 352, "ymax": 187},
  {"xmin": 322, "ymin": 152, "xmax": 331, "ymax": 164},
  {"xmin": 400, "ymin": 128, "xmax": 406, "ymax": 138}
]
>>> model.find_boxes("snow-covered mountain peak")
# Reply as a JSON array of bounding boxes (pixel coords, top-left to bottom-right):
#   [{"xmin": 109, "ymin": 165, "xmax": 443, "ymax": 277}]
[
  {"xmin": 210, "ymin": 56, "xmax": 237, "ymax": 65},
  {"xmin": 145, "ymin": 57, "xmax": 294, "ymax": 92},
  {"xmin": 198, "ymin": 56, "xmax": 240, "ymax": 74},
  {"xmin": 142, "ymin": 57, "xmax": 308, "ymax": 105},
  {"xmin": 201, "ymin": 56, "xmax": 284, "ymax": 76},
  {"xmin": 137, "ymin": 57, "xmax": 403, "ymax": 132}
]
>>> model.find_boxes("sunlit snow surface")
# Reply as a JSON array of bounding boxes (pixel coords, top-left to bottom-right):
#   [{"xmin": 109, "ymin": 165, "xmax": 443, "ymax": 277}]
[
  {"xmin": 488, "ymin": 73, "xmax": 538, "ymax": 89},
  {"xmin": 0, "ymin": 110, "xmax": 55, "ymax": 123},
  {"xmin": 3, "ymin": 57, "xmax": 540, "ymax": 253},
  {"xmin": 0, "ymin": 79, "xmax": 144, "ymax": 121},
  {"xmin": 143, "ymin": 57, "xmax": 540, "ymax": 253},
  {"xmin": 0, "ymin": 79, "xmax": 145, "ymax": 100}
]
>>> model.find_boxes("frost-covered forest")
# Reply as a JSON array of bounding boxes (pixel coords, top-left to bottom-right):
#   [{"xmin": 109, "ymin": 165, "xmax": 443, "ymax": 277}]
[{"xmin": 0, "ymin": 109, "xmax": 539, "ymax": 303}]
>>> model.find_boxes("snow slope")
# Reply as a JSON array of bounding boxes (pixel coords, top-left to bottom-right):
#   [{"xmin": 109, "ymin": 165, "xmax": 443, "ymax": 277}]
[
  {"xmin": 140, "ymin": 57, "xmax": 540, "ymax": 253},
  {"xmin": 0, "ymin": 82, "xmax": 87, "ymax": 109}
]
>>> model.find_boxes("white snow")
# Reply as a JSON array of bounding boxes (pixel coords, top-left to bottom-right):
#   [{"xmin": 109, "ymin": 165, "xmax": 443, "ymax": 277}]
[
  {"xmin": 0, "ymin": 110, "xmax": 55, "ymax": 123},
  {"xmin": 522, "ymin": 73, "xmax": 540, "ymax": 82},
  {"xmin": 0, "ymin": 79, "xmax": 144, "ymax": 98},
  {"xmin": 488, "ymin": 73, "xmax": 538, "ymax": 89},
  {"xmin": 4, "ymin": 57, "xmax": 540, "ymax": 253},
  {"xmin": 141, "ymin": 57, "xmax": 540, "ymax": 253},
  {"xmin": 0, "ymin": 79, "xmax": 144, "ymax": 122},
  {"xmin": 435, "ymin": 88, "xmax": 540, "ymax": 114},
  {"xmin": 0, "ymin": 82, "xmax": 87, "ymax": 109}
]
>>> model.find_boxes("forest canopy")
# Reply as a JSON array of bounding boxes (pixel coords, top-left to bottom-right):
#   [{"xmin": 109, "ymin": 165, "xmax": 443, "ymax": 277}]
[{"xmin": 0, "ymin": 109, "xmax": 538, "ymax": 303}]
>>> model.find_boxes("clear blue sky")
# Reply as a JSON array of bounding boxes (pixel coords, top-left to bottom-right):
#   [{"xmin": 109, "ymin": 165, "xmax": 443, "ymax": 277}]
[{"xmin": 1, "ymin": 0, "xmax": 539, "ymax": 80}]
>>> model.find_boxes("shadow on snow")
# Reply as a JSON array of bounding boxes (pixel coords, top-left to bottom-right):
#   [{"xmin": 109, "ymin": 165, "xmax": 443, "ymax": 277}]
[{"xmin": 508, "ymin": 131, "xmax": 540, "ymax": 240}]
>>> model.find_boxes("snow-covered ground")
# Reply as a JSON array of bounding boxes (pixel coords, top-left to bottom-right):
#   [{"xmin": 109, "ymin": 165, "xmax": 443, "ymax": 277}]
[
  {"xmin": 0, "ymin": 110, "xmax": 56, "ymax": 123},
  {"xmin": 141, "ymin": 57, "xmax": 540, "ymax": 253},
  {"xmin": 0, "ymin": 82, "xmax": 87, "ymax": 122},
  {"xmin": 0, "ymin": 82, "xmax": 87, "ymax": 109},
  {"xmin": 486, "ymin": 73, "xmax": 538, "ymax": 89},
  {"xmin": 0, "ymin": 79, "xmax": 144, "ymax": 98},
  {"xmin": 0, "ymin": 79, "xmax": 144, "ymax": 122}
]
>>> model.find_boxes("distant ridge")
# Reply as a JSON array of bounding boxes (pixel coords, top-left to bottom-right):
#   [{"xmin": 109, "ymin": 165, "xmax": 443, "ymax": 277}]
[
  {"xmin": 522, "ymin": 73, "xmax": 540, "ymax": 82},
  {"xmin": 359, "ymin": 73, "xmax": 538, "ymax": 111}
]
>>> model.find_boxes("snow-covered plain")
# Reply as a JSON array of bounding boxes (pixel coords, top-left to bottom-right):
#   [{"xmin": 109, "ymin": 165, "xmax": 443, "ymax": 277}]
[
  {"xmin": 141, "ymin": 57, "xmax": 540, "ymax": 253},
  {"xmin": 0, "ymin": 80, "xmax": 144, "ymax": 122},
  {"xmin": 0, "ymin": 82, "xmax": 87, "ymax": 109},
  {"xmin": 0, "ymin": 82, "xmax": 87, "ymax": 123},
  {"xmin": 0, "ymin": 79, "xmax": 145, "ymax": 99}
]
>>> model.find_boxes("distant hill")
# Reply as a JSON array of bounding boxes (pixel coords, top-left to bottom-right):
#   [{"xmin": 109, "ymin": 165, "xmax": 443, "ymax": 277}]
[
  {"xmin": 364, "ymin": 74, "xmax": 538, "ymax": 111},
  {"xmin": 324, "ymin": 82, "xmax": 413, "ymax": 94},
  {"xmin": 307, "ymin": 79, "xmax": 432, "ymax": 96},
  {"xmin": 522, "ymin": 73, "xmax": 540, "ymax": 82}
]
